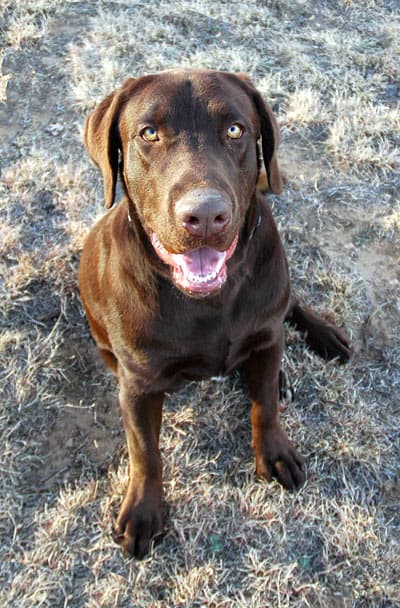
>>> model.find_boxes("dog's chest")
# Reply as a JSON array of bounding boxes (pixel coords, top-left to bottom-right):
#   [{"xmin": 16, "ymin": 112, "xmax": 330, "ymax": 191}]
[{"xmin": 145, "ymin": 292, "xmax": 275, "ymax": 390}]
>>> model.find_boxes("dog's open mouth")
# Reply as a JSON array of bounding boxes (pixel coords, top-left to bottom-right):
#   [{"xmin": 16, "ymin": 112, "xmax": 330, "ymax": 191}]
[{"xmin": 150, "ymin": 232, "xmax": 238, "ymax": 296}]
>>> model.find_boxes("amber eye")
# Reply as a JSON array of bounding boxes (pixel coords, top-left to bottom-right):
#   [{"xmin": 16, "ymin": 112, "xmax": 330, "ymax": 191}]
[
  {"xmin": 141, "ymin": 127, "xmax": 159, "ymax": 142},
  {"xmin": 227, "ymin": 123, "xmax": 244, "ymax": 139}
]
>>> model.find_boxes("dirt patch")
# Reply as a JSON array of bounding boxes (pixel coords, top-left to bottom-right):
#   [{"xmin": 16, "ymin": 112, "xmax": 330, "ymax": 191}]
[
  {"xmin": 34, "ymin": 333, "xmax": 124, "ymax": 490},
  {"xmin": 38, "ymin": 393, "xmax": 123, "ymax": 490}
]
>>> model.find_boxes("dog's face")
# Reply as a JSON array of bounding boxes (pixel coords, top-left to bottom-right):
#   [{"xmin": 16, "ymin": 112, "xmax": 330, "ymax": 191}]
[{"xmin": 85, "ymin": 69, "xmax": 283, "ymax": 296}]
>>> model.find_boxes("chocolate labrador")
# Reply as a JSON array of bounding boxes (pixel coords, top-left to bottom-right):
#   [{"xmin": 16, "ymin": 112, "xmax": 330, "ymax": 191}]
[{"xmin": 79, "ymin": 68, "xmax": 351, "ymax": 558}]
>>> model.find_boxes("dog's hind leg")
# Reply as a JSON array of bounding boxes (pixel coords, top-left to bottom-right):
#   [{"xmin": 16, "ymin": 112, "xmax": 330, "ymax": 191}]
[{"xmin": 285, "ymin": 295, "xmax": 352, "ymax": 363}]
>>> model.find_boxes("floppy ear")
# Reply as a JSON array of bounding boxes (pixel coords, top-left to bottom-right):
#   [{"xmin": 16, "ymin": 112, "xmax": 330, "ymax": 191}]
[
  {"xmin": 84, "ymin": 78, "xmax": 136, "ymax": 208},
  {"xmin": 252, "ymin": 90, "xmax": 284, "ymax": 194},
  {"xmin": 235, "ymin": 74, "xmax": 284, "ymax": 195}
]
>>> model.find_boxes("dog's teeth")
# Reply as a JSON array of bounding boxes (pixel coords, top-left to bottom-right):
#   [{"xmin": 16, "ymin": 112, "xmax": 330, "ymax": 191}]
[{"xmin": 188, "ymin": 271, "xmax": 218, "ymax": 284}]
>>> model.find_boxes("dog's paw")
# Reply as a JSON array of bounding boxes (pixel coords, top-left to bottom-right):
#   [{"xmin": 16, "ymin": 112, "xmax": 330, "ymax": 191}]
[
  {"xmin": 255, "ymin": 426, "xmax": 305, "ymax": 490},
  {"xmin": 305, "ymin": 321, "xmax": 352, "ymax": 363},
  {"xmin": 113, "ymin": 488, "xmax": 163, "ymax": 559},
  {"xmin": 287, "ymin": 302, "xmax": 352, "ymax": 363},
  {"xmin": 279, "ymin": 369, "xmax": 294, "ymax": 404}
]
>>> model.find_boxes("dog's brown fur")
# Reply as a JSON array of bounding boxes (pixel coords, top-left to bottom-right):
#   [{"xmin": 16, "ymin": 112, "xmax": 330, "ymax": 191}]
[{"xmin": 79, "ymin": 69, "xmax": 351, "ymax": 558}]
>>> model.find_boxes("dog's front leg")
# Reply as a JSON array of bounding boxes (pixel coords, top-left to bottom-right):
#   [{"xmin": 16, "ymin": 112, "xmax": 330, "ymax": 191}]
[
  {"xmin": 244, "ymin": 334, "xmax": 305, "ymax": 490},
  {"xmin": 114, "ymin": 375, "xmax": 164, "ymax": 558}
]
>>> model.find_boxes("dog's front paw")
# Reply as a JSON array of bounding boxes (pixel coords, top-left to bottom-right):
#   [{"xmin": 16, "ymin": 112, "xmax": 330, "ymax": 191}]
[
  {"xmin": 113, "ymin": 485, "xmax": 163, "ymax": 559},
  {"xmin": 254, "ymin": 426, "xmax": 305, "ymax": 490}
]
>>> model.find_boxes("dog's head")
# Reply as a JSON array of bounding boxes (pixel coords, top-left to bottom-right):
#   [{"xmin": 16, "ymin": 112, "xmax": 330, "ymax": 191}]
[{"xmin": 84, "ymin": 69, "xmax": 283, "ymax": 297}]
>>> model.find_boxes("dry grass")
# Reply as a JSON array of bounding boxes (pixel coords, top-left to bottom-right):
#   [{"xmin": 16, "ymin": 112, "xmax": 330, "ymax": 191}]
[{"xmin": 1, "ymin": 1, "xmax": 399, "ymax": 606}]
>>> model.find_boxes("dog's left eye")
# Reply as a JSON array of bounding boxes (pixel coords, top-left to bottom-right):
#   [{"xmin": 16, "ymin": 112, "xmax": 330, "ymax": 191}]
[
  {"xmin": 227, "ymin": 124, "xmax": 244, "ymax": 139},
  {"xmin": 141, "ymin": 127, "xmax": 159, "ymax": 142}
]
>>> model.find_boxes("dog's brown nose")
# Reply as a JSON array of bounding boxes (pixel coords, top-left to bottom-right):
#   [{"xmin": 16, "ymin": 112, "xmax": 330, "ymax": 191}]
[{"xmin": 175, "ymin": 189, "xmax": 231, "ymax": 238}]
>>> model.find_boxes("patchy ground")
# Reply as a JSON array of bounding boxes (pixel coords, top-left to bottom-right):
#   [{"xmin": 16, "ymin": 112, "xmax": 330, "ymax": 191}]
[{"xmin": 0, "ymin": 1, "xmax": 399, "ymax": 606}]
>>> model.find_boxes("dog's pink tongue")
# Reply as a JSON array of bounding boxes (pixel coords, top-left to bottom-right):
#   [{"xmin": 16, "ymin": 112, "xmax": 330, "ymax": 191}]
[
  {"xmin": 170, "ymin": 247, "xmax": 225, "ymax": 278},
  {"xmin": 150, "ymin": 232, "xmax": 238, "ymax": 294}
]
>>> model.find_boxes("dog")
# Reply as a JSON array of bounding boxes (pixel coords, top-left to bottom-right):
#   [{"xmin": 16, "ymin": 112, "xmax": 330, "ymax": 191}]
[{"xmin": 79, "ymin": 68, "xmax": 351, "ymax": 558}]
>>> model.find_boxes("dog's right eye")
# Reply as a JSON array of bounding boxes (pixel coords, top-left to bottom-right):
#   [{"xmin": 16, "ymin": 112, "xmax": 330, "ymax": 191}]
[
  {"xmin": 141, "ymin": 127, "xmax": 159, "ymax": 142},
  {"xmin": 227, "ymin": 123, "xmax": 244, "ymax": 139}
]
